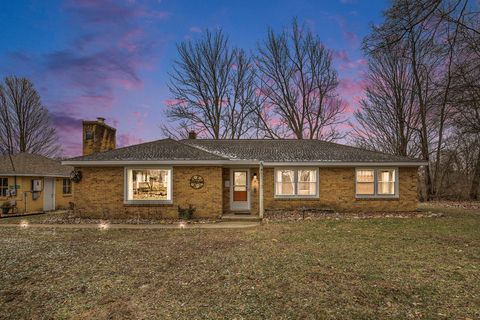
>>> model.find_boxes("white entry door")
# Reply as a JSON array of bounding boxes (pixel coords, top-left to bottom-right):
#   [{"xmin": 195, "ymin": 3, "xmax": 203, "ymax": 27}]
[
  {"xmin": 230, "ymin": 169, "xmax": 250, "ymax": 212},
  {"xmin": 43, "ymin": 178, "xmax": 55, "ymax": 211}
]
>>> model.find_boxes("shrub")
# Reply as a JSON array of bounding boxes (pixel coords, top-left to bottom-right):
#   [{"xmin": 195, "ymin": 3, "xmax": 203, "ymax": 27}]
[{"xmin": 178, "ymin": 205, "xmax": 196, "ymax": 220}]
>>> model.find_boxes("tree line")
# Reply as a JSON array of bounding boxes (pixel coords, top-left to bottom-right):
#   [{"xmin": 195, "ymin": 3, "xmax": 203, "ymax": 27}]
[{"xmin": 352, "ymin": 0, "xmax": 480, "ymax": 200}]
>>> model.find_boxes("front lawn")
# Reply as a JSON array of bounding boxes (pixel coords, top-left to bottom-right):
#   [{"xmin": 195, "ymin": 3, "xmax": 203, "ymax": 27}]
[{"xmin": 0, "ymin": 204, "xmax": 479, "ymax": 319}]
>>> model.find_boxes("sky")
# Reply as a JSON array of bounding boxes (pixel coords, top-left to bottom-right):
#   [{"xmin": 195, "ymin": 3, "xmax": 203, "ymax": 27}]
[{"xmin": 0, "ymin": 0, "xmax": 389, "ymax": 157}]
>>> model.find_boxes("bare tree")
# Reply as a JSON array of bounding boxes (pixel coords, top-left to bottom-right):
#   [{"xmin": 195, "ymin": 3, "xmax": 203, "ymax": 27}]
[
  {"xmin": 255, "ymin": 19, "xmax": 345, "ymax": 140},
  {"xmin": 164, "ymin": 30, "xmax": 257, "ymax": 139},
  {"xmin": 362, "ymin": 0, "xmax": 477, "ymax": 199},
  {"xmin": 352, "ymin": 43, "xmax": 419, "ymax": 157},
  {"xmin": 450, "ymin": 15, "xmax": 480, "ymax": 199},
  {"xmin": 0, "ymin": 76, "xmax": 59, "ymax": 157}
]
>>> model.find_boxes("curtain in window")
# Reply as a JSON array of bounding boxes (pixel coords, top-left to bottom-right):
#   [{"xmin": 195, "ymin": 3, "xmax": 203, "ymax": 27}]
[
  {"xmin": 297, "ymin": 169, "xmax": 316, "ymax": 195},
  {"xmin": 378, "ymin": 169, "xmax": 395, "ymax": 195},
  {"xmin": 356, "ymin": 169, "xmax": 375, "ymax": 195},
  {"xmin": 276, "ymin": 170, "xmax": 295, "ymax": 195}
]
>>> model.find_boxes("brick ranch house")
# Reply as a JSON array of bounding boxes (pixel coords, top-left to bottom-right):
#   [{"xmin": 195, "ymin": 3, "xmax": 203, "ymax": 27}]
[{"xmin": 62, "ymin": 118, "xmax": 427, "ymax": 219}]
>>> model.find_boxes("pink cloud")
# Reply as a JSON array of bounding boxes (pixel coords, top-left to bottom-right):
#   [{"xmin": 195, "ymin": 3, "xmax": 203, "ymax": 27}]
[
  {"xmin": 333, "ymin": 49, "xmax": 350, "ymax": 63},
  {"xmin": 189, "ymin": 26, "xmax": 202, "ymax": 33},
  {"xmin": 132, "ymin": 111, "xmax": 148, "ymax": 126},
  {"xmin": 338, "ymin": 58, "xmax": 368, "ymax": 71},
  {"xmin": 164, "ymin": 99, "xmax": 183, "ymax": 106},
  {"xmin": 338, "ymin": 78, "xmax": 367, "ymax": 96},
  {"xmin": 117, "ymin": 133, "xmax": 144, "ymax": 147},
  {"xmin": 343, "ymin": 30, "xmax": 359, "ymax": 46}
]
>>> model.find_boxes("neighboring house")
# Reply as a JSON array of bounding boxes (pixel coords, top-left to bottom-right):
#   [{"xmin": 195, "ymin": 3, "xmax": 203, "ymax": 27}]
[
  {"xmin": 62, "ymin": 118, "xmax": 427, "ymax": 219},
  {"xmin": 0, "ymin": 153, "xmax": 74, "ymax": 214}
]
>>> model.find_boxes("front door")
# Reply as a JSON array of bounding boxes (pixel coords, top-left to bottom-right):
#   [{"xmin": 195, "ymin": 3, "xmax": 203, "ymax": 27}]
[
  {"xmin": 43, "ymin": 178, "xmax": 55, "ymax": 211},
  {"xmin": 230, "ymin": 169, "xmax": 250, "ymax": 212}
]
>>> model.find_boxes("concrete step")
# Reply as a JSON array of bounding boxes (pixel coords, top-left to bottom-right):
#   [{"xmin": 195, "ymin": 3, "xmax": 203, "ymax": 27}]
[{"xmin": 221, "ymin": 214, "xmax": 262, "ymax": 222}]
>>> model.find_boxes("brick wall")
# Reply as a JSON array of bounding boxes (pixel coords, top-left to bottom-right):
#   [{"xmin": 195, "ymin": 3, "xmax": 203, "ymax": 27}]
[
  {"xmin": 82, "ymin": 121, "xmax": 116, "ymax": 156},
  {"xmin": 263, "ymin": 167, "xmax": 418, "ymax": 212},
  {"xmin": 73, "ymin": 166, "xmax": 418, "ymax": 218},
  {"xmin": 55, "ymin": 178, "xmax": 73, "ymax": 210},
  {"xmin": 73, "ymin": 166, "xmax": 223, "ymax": 219}
]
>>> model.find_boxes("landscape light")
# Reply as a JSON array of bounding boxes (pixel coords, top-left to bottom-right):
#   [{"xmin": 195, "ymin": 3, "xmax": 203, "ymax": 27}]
[
  {"xmin": 19, "ymin": 220, "xmax": 29, "ymax": 228},
  {"xmin": 98, "ymin": 221, "xmax": 110, "ymax": 230}
]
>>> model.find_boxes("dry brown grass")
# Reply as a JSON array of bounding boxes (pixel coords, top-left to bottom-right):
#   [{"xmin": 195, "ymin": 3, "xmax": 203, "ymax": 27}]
[{"xmin": 0, "ymin": 203, "xmax": 479, "ymax": 319}]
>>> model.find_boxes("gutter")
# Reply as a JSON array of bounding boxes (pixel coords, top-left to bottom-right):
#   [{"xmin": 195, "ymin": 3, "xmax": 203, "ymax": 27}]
[
  {"xmin": 0, "ymin": 173, "xmax": 71, "ymax": 178},
  {"xmin": 61, "ymin": 160, "xmax": 428, "ymax": 167}
]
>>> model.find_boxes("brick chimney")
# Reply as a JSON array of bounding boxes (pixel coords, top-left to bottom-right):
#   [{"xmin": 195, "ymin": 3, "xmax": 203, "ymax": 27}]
[
  {"xmin": 82, "ymin": 117, "xmax": 116, "ymax": 156},
  {"xmin": 188, "ymin": 130, "xmax": 197, "ymax": 139}
]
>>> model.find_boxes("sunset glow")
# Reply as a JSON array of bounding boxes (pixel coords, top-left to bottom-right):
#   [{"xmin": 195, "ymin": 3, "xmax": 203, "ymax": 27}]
[{"xmin": 0, "ymin": 1, "xmax": 387, "ymax": 156}]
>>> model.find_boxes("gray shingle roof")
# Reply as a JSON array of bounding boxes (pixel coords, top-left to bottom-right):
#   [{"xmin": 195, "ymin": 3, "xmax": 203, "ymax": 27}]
[
  {"xmin": 67, "ymin": 138, "xmax": 227, "ymax": 161},
  {"xmin": 0, "ymin": 153, "xmax": 73, "ymax": 177},
  {"xmin": 66, "ymin": 138, "xmax": 423, "ymax": 163},
  {"xmin": 182, "ymin": 139, "xmax": 421, "ymax": 162}
]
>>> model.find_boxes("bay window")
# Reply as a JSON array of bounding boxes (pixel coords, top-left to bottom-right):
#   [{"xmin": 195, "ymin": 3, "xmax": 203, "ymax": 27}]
[
  {"xmin": 125, "ymin": 168, "xmax": 172, "ymax": 204},
  {"xmin": 275, "ymin": 168, "xmax": 318, "ymax": 198},
  {"xmin": 356, "ymin": 168, "xmax": 398, "ymax": 197}
]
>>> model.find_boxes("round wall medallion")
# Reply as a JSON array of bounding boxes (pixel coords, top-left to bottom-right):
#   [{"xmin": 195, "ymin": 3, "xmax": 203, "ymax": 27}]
[
  {"xmin": 70, "ymin": 170, "xmax": 82, "ymax": 183},
  {"xmin": 190, "ymin": 175, "xmax": 204, "ymax": 189}
]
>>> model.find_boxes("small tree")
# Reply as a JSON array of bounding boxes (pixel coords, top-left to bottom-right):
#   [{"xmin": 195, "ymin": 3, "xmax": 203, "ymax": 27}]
[{"xmin": 0, "ymin": 76, "xmax": 59, "ymax": 157}]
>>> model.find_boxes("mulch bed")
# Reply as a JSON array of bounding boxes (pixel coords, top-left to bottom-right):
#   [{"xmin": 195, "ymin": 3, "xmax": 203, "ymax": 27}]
[
  {"xmin": 426, "ymin": 200, "xmax": 480, "ymax": 210},
  {"xmin": 39, "ymin": 211, "xmax": 221, "ymax": 225},
  {"xmin": 0, "ymin": 211, "xmax": 45, "ymax": 219},
  {"xmin": 264, "ymin": 209, "xmax": 444, "ymax": 222}
]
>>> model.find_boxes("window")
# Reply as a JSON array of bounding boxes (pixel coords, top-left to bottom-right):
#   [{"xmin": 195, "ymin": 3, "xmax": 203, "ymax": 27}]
[
  {"xmin": 0, "ymin": 178, "xmax": 8, "ymax": 197},
  {"xmin": 275, "ymin": 168, "xmax": 318, "ymax": 198},
  {"xmin": 63, "ymin": 179, "xmax": 72, "ymax": 195},
  {"xmin": 356, "ymin": 168, "xmax": 398, "ymax": 197},
  {"xmin": 298, "ymin": 169, "xmax": 317, "ymax": 196},
  {"xmin": 378, "ymin": 169, "xmax": 395, "ymax": 195},
  {"xmin": 356, "ymin": 169, "xmax": 375, "ymax": 195},
  {"xmin": 125, "ymin": 168, "xmax": 172, "ymax": 203}
]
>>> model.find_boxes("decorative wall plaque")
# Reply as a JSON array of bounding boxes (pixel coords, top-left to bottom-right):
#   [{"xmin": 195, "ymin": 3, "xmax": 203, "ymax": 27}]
[
  {"xmin": 70, "ymin": 170, "xmax": 82, "ymax": 183},
  {"xmin": 190, "ymin": 175, "xmax": 204, "ymax": 189}
]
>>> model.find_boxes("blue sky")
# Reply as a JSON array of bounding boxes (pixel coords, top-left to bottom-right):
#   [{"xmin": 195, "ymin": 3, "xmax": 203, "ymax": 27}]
[{"xmin": 0, "ymin": 0, "xmax": 389, "ymax": 156}]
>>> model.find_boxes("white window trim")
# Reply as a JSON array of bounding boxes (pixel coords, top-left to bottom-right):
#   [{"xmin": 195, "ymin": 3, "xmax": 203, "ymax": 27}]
[
  {"xmin": 355, "ymin": 167, "xmax": 399, "ymax": 199},
  {"xmin": 124, "ymin": 167, "xmax": 173, "ymax": 204},
  {"xmin": 274, "ymin": 167, "xmax": 319, "ymax": 199}
]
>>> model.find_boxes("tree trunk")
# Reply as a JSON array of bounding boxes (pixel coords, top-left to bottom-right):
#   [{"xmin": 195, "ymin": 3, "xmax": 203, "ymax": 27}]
[{"xmin": 469, "ymin": 149, "xmax": 480, "ymax": 200}]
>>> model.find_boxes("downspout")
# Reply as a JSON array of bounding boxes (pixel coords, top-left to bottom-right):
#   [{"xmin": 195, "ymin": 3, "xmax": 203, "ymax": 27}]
[{"xmin": 259, "ymin": 161, "xmax": 264, "ymax": 219}]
